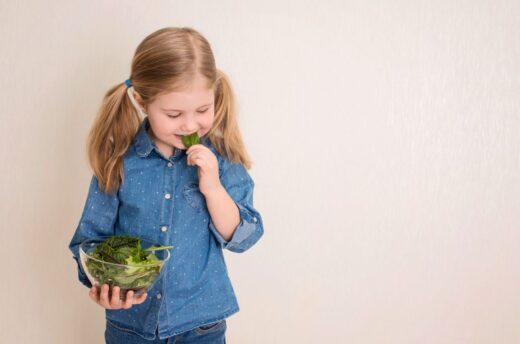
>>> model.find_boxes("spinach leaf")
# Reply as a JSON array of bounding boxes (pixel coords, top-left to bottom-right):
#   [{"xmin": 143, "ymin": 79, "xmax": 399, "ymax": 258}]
[{"xmin": 181, "ymin": 132, "xmax": 200, "ymax": 148}]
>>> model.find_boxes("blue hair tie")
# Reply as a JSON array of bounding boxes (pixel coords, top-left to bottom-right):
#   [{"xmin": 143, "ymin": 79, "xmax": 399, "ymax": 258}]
[{"xmin": 124, "ymin": 79, "xmax": 132, "ymax": 88}]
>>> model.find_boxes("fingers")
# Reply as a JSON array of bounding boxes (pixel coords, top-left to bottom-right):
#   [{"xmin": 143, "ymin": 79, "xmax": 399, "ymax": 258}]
[
  {"xmin": 186, "ymin": 144, "xmax": 203, "ymax": 155},
  {"xmin": 92, "ymin": 284, "xmax": 121, "ymax": 309},
  {"xmin": 187, "ymin": 148, "xmax": 201, "ymax": 166},
  {"xmin": 123, "ymin": 290, "xmax": 134, "ymax": 309},
  {"xmin": 98, "ymin": 284, "xmax": 112, "ymax": 307},
  {"xmin": 135, "ymin": 292, "xmax": 148, "ymax": 304},
  {"xmin": 189, "ymin": 158, "xmax": 204, "ymax": 167},
  {"xmin": 89, "ymin": 284, "xmax": 148, "ymax": 310},
  {"xmin": 111, "ymin": 286, "xmax": 121, "ymax": 306},
  {"xmin": 186, "ymin": 145, "xmax": 210, "ymax": 165},
  {"xmin": 187, "ymin": 147, "xmax": 215, "ymax": 167},
  {"xmin": 89, "ymin": 285, "xmax": 99, "ymax": 302}
]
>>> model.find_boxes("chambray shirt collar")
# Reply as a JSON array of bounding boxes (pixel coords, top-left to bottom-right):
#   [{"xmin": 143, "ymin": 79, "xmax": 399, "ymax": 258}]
[
  {"xmin": 134, "ymin": 117, "xmax": 155, "ymax": 157},
  {"xmin": 134, "ymin": 117, "xmax": 210, "ymax": 160}
]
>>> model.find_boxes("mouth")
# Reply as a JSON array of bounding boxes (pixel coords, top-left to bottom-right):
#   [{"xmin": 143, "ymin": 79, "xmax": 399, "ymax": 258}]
[{"xmin": 176, "ymin": 133, "xmax": 200, "ymax": 140}]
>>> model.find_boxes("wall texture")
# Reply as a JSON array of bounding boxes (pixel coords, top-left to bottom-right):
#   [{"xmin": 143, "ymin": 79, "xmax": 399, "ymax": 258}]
[{"xmin": 0, "ymin": 0, "xmax": 518, "ymax": 343}]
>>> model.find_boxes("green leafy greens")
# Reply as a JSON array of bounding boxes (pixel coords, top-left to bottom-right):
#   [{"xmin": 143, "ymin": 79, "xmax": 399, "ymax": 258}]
[
  {"xmin": 181, "ymin": 132, "xmax": 200, "ymax": 148},
  {"xmin": 85, "ymin": 235, "xmax": 172, "ymax": 298}
]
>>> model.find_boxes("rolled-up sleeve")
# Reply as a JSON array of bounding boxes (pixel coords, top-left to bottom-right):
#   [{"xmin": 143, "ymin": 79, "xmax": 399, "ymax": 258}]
[
  {"xmin": 208, "ymin": 161, "xmax": 264, "ymax": 253},
  {"xmin": 68, "ymin": 175, "xmax": 119, "ymax": 287}
]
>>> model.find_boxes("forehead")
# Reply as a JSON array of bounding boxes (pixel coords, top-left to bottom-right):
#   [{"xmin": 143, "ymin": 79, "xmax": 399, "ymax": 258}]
[{"xmin": 154, "ymin": 76, "xmax": 214, "ymax": 110}]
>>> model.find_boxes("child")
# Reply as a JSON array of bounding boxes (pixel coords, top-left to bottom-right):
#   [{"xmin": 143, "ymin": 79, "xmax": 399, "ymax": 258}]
[{"xmin": 68, "ymin": 27, "xmax": 264, "ymax": 343}]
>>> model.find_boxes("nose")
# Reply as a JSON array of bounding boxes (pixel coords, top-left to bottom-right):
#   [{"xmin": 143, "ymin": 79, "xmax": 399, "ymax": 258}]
[{"xmin": 180, "ymin": 117, "xmax": 198, "ymax": 134}]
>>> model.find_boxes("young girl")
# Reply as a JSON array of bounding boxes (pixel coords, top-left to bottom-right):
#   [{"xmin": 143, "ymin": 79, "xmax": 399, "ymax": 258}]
[{"xmin": 68, "ymin": 27, "xmax": 264, "ymax": 343}]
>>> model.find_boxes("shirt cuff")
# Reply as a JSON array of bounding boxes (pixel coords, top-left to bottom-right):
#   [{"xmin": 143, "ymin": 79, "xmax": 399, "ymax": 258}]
[
  {"xmin": 208, "ymin": 202, "xmax": 259, "ymax": 250},
  {"xmin": 73, "ymin": 256, "xmax": 93, "ymax": 288}
]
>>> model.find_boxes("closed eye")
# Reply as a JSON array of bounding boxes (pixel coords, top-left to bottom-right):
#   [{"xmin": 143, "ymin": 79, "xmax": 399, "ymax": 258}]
[{"xmin": 166, "ymin": 108, "xmax": 209, "ymax": 118}]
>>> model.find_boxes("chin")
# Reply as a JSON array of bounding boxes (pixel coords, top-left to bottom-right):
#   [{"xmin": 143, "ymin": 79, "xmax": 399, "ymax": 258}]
[{"xmin": 173, "ymin": 142, "xmax": 186, "ymax": 150}]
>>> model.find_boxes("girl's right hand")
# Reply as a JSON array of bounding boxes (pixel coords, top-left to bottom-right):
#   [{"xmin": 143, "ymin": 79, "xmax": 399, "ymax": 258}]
[{"xmin": 89, "ymin": 284, "xmax": 148, "ymax": 309}]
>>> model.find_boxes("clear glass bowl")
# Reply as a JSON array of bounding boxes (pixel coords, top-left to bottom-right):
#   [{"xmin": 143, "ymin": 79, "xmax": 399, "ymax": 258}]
[{"xmin": 79, "ymin": 237, "xmax": 171, "ymax": 301}]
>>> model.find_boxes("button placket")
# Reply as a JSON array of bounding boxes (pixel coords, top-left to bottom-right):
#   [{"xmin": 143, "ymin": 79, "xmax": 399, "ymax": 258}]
[{"xmin": 160, "ymin": 158, "xmax": 174, "ymax": 239}]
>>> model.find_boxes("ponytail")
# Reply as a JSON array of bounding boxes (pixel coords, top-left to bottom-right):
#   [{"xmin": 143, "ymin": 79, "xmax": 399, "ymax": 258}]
[
  {"xmin": 208, "ymin": 70, "xmax": 252, "ymax": 169},
  {"xmin": 87, "ymin": 82, "xmax": 142, "ymax": 193}
]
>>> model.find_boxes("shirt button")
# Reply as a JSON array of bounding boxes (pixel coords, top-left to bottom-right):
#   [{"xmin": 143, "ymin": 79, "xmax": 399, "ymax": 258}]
[
  {"xmin": 167, "ymin": 162, "xmax": 173, "ymax": 167},
  {"xmin": 161, "ymin": 226, "xmax": 168, "ymax": 232},
  {"xmin": 165, "ymin": 193, "xmax": 171, "ymax": 199},
  {"xmin": 253, "ymin": 217, "xmax": 258, "ymax": 223},
  {"xmin": 157, "ymin": 293, "xmax": 162, "ymax": 300}
]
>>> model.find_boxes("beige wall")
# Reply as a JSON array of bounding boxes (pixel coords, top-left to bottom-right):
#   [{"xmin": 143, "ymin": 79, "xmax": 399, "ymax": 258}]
[{"xmin": 1, "ymin": 1, "xmax": 519, "ymax": 343}]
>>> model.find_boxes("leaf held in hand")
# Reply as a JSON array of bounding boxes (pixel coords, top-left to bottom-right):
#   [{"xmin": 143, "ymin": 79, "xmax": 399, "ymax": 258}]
[{"xmin": 181, "ymin": 132, "xmax": 200, "ymax": 149}]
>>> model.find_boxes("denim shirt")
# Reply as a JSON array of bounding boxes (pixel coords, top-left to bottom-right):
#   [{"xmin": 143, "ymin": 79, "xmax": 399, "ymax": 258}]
[{"xmin": 68, "ymin": 117, "xmax": 264, "ymax": 340}]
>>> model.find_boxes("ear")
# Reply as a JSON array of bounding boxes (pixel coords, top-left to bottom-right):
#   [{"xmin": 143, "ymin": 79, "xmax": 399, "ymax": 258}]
[{"xmin": 133, "ymin": 91, "xmax": 147, "ymax": 113}]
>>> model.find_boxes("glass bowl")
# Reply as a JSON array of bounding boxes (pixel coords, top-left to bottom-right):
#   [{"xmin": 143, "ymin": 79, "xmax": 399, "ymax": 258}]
[{"xmin": 79, "ymin": 236, "xmax": 171, "ymax": 301}]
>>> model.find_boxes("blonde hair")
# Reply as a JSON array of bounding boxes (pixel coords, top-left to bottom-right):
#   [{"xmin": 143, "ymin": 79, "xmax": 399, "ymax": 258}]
[{"xmin": 87, "ymin": 27, "xmax": 252, "ymax": 193}]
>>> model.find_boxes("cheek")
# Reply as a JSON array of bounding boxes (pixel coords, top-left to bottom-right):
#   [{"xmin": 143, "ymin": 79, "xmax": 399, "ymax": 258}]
[
  {"xmin": 202, "ymin": 112, "xmax": 215, "ymax": 128},
  {"xmin": 151, "ymin": 117, "xmax": 177, "ymax": 136}
]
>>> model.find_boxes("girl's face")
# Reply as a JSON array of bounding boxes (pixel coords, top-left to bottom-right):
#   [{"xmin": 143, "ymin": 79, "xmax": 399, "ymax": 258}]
[{"xmin": 135, "ymin": 76, "xmax": 215, "ymax": 157}]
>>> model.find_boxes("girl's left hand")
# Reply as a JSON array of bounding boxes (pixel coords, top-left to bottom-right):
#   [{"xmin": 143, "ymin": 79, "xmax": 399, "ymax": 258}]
[{"xmin": 186, "ymin": 144, "xmax": 222, "ymax": 196}]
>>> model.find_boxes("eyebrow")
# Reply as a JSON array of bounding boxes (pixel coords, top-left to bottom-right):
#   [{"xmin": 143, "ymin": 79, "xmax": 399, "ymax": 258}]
[{"xmin": 160, "ymin": 103, "xmax": 213, "ymax": 112}]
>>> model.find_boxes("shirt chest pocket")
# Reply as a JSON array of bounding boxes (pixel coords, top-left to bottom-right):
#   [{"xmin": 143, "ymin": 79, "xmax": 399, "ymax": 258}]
[{"xmin": 182, "ymin": 182, "xmax": 207, "ymax": 213}]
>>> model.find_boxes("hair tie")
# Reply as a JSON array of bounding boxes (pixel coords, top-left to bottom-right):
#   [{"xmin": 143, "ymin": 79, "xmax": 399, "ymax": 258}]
[{"xmin": 124, "ymin": 79, "xmax": 133, "ymax": 88}]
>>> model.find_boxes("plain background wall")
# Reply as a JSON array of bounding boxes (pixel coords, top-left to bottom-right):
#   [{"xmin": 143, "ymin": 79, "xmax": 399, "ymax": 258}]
[{"xmin": 1, "ymin": 0, "xmax": 519, "ymax": 343}]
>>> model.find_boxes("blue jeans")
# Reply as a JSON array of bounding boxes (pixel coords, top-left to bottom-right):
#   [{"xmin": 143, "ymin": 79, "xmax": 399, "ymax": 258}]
[{"xmin": 105, "ymin": 319, "xmax": 227, "ymax": 344}]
